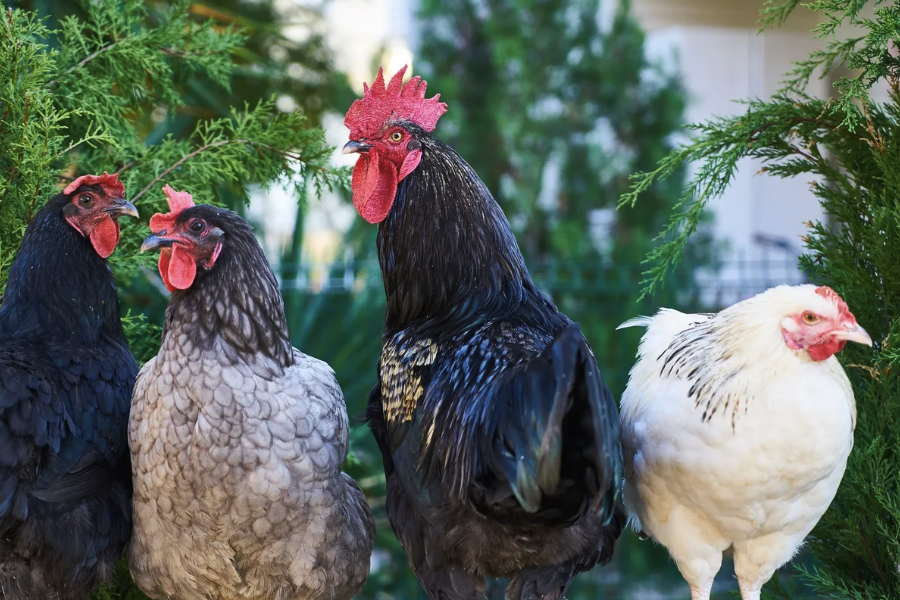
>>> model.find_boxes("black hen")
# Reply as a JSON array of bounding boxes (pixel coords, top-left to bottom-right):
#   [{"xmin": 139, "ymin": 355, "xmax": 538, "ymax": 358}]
[
  {"xmin": 345, "ymin": 67, "xmax": 624, "ymax": 600},
  {"xmin": 0, "ymin": 174, "xmax": 139, "ymax": 600}
]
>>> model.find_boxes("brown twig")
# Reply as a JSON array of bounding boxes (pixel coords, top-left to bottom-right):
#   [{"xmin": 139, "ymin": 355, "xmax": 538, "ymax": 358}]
[
  {"xmin": 115, "ymin": 162, "xmax": 137, "ymax": 175},
  {"xmin": 161, "ymin": 47, "xmax": 223, "ymax": 59},
  {"xmin": 129, "ymin": 139, "xmax": 328, "ymax": 204},
  {"xmin": 46, "ymin": 39, "xmax": 123, "ymax": 88},
  {"xmin": 790, "ymin": 145, "xmax": 816, "ymax": 163},
  {"xmin": 130, "ymin": 140, "xmax": 240, "ymax": 204}
]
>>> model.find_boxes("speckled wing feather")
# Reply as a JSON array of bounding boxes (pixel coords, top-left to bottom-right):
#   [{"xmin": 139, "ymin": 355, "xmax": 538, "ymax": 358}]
[
  {"xmin": 129, "ymin": 345, "xmax": 374, "ymax": 600},
  {"xmin": 380, "ymin": 336, "xmax": 438, "ymax": 449},
  {"xmin": 627, "ymin": 310, "xmax": 758, "ymax": 431}
]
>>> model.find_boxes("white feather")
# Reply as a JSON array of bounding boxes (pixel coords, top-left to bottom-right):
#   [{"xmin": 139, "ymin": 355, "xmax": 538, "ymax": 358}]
[
  {"xmin": 619, "ymin": 285, "xmax": 857, "ymax": 599},
  {"xmin": 616, "ymin": 316, "xmax": 653, "ymax": 330}
]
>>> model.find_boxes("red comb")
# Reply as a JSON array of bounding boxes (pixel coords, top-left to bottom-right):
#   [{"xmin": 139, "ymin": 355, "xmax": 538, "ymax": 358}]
[
  {"xmin": 63, "ymin": 172, "xmax": 125, "ymax": 196},
  {"xmin": 344, "ymin": 65, "xmax": 447, "ymax": 139},
  {"xmin": 149, "ymin": 185, "xmax": 195, "ymax": 233},
  {"xmin": 816, "ymin": 286, "xmax": 855, "ymax": 322}
]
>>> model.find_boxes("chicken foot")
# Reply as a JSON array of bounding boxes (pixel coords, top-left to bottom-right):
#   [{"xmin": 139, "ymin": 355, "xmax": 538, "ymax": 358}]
[
  {"xmin": 689, "ymin": 584, "xmax": 713, "ymax": 600},
  {"xmin": 738, "ymin": 581, "xmax": 762, "ymax": 600}
]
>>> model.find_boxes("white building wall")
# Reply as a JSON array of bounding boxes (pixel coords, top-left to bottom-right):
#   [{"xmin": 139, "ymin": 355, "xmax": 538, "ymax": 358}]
[{"xmin": 637, "ymin": 1, "xmax": 832, "ymax": 303}]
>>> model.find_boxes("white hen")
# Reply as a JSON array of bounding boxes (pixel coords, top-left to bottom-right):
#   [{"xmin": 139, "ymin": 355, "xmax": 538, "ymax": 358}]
[{"xmin": 619, "ymin": 284, "xmax": 872, "ymax": 600}]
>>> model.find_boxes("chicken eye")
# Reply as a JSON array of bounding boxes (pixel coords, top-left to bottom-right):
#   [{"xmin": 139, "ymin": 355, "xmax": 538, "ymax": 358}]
[
  {"xmin": 802, "ymin": 312, "xmax": 818, "ymax": 324},
  {"xmin": 79, "ymin": 195, "xmax": 94, "ymax": 206},
  {"xmin": 190, "ymin": 221, "xmax": 205, "ymax": 233},
  {"xmin": 389, "ymin": 131, "xmax": 403, "ymax": 143}
]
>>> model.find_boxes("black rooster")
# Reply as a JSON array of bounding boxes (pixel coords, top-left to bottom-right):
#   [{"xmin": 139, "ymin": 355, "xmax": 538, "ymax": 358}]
[
  {"xmin": 0, "ymin": 173, "xmax": 139, "ymax": 600},
  {"xmin": 344, "ymin": 67, "xmax": 624, "ymax": 600}
]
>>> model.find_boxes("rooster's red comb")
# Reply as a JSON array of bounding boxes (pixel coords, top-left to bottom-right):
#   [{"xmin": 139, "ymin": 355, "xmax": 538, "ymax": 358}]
[
  {"xmin": 63, "ymin": 172, "xmax": 125, "ymax": 197},
  {"xmin": 344, "ymin": 65, "xmax": 447, "ymax": 139},
  {"xmin": 149, "ymin": 185, "xmax": 195, "ymax": 233},
  {"xmin": 815, "ymin": 285, "xmax": 855, "ymax": 322}
]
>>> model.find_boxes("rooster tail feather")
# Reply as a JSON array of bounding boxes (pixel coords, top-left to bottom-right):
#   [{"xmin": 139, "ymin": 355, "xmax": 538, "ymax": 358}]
[
  {"xmin": 478, "ymin": 324, "xmax": 622, "ymax": 525},
  {"xmin": 577, "ymin": 330, "xmax": 621, "ymax": 523},
  {"xmin": 501, "ymin": 360, "xmax": 557, "ymax": 513},
  {"xmin": 535, "ymin": 326, "xmax": 581, "ymax": 495},
  {"xmin": 487, "ymin": 324, "xmax": 622, "ymax": 523}
]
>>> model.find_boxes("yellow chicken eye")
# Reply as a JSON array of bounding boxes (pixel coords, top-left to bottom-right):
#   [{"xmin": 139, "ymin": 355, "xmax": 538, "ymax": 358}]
[
  {"xmin": 802, "ymin": 312, "xmax": 818, "ymax": 324},
  {"xmin": 389, "ymin": 131, "xmax": 403, "ymax": 143}
]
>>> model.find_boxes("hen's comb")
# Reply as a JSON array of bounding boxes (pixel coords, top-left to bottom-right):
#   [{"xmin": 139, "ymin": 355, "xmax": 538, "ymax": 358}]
[
  {"xmin": 63, "ymin": 172, "xmax": 125, "ymax": 197},
  {"xmin": 149, "ymin": 185, "xmax": 195, "ymax": 233},
  {"xmin": 344, "ymin": 65, "xmax": 447, "ymax": 139},
  {"xmin": 815, "ymin": 286, "xmax": 854, "ymax": 322}
]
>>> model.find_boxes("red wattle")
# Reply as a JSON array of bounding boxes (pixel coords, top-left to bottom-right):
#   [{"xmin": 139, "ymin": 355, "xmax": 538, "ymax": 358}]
[
  {"xmin": 158, "ymin": 250, "xmax": 174, "ymax": 292},
  {"xmin": 351, "ymin": 152, "xmax": 398, "ymax": 224},
  {"xmin": 808, "ymin": 339, "xmax": 846, "ymax": 361},
  {"xmin": 158, "ymin": 246, "xmax": 197, "ymax": 292},
  {"xmin": 90, "ymin": 216, "xmax": 120, "ymax": 258},
  {"xmin": 167, "ymin": 245, "xmax": 197, "ymax": 290}
]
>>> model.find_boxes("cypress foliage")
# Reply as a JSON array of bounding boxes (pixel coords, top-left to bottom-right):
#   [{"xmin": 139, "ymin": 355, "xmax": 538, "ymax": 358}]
[
  {"xmin": 0, "ymin": 0, "xmax": 343, "ymax": 303},
  {"xmin": 622, "ymin": 1, "xmax": 900, "ymax": 597},
  {"xmin": 0, "ymin": 2, "xmax": 344, "ymax": 598}
]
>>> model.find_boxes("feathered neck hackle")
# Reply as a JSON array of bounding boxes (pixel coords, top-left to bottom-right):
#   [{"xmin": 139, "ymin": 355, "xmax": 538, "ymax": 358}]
[
  {"xmin": 162, "ymin": 206, "xmax": 293, "ymax": 370},
  {"xmin": 648, "ymin": 284, "xmax": 854, "ymax": 431},
  {"xmin": 0, "ymin": 194, "xmax": 125, "ymax": 345},
  {"xmin": 376, "ymin": 123, "xmax": 544, "ymax": 335}
]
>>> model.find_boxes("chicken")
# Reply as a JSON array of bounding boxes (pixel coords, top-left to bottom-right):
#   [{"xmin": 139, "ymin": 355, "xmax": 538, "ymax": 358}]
[
  {"xmin": 618, "ymin": 284, "xmax": 873, "ymax": 600},
  {"xmin": 342, "ymin": 66, "xmax": 623, "ymax": 600},
  {"xmin": 0, "ymin": 173, "xmax": 139, "ymax": 600},
  {"xmin": 128, "ymin": 186, "xmax": 375, "ymax": 600}
]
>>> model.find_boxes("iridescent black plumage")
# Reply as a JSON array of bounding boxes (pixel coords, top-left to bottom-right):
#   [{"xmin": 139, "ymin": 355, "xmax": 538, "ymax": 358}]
[
  {"xmin": 367, "ymin": 123, "xmax": 624, "ymax": 600},
  {"xmin": 0, "ymin": 193, "xmax": 137, "ymax": 600}
]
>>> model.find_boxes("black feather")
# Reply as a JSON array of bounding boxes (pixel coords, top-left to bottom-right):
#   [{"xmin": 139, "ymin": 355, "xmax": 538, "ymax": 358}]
[
  {"xmin": 366, "ymin": 122, "xmax": 624, "ymax": 599},
  {"xmin": 0, "ymin": 193, "xmax": 137, "ymax": 600}
]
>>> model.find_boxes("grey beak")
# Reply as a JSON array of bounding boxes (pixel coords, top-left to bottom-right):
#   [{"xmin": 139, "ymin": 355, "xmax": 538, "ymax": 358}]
[
  {"xmin": 141, "ymin": 234, "xmax": 176, "ymax": 253},
  {"xmin": 106, "ymin": 199, "xmax": 139, "ymax": 219},
  {"xmin": 834, "ymin": 323, "xmax": 873, "ymax": 347},
  {"xmin": 342, "ymin": 140, "xmax": 371, "ymax": 155}
]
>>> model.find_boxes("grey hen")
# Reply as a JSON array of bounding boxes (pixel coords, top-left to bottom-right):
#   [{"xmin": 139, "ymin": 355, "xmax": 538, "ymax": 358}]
[{"xmin": 128, "ymin": 185, "xmax": 375, "ymax": 600}]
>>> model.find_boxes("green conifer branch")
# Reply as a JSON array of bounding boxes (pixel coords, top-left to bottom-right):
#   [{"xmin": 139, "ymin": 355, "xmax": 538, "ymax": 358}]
[
  {"xmin": 0, "ymin": 1, "xmax": 340, "ymax": 293},
  {"xmin": 625, "ymin": 2, "xmax": 900, "ymax": 598}
]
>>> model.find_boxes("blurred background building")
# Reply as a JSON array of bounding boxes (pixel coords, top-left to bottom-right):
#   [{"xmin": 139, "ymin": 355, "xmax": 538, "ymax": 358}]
[{"xmin": 250, "ymin": 0, "xmax": 846, "ymax": 305}]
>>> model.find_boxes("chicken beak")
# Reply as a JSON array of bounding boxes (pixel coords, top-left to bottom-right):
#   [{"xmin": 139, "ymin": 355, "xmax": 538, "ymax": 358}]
[
  {"xmin": 141, "ymin": 234, "xmax": 177, "ymax": 253},
  {"xmin": 106, "ymin": 198, "xmax": 139, "ymax": 219},
  {"xmin": 834, "ymin": 323, "xmax": 873, "ymax": 346},
  {"xmin": 342, "ymin": 140, "xmax": 371, "ymax": 155}
]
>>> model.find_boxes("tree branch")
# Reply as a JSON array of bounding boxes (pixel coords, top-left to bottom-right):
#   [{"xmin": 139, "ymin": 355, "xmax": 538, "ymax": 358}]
[
  {"xmin": 128, "ymin": 139, "xmax": 329, "ymax": 204},
  {"xmin": 47, "ymin": 39, "xmax": 123, "ymax": 88},
  {"xmin": 115, "ymin": 162, "xmax": 137, "ymax": 175},
  {"xmin": 130, "ymin": 139, "xmax": 240, "ymax": 204}
]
